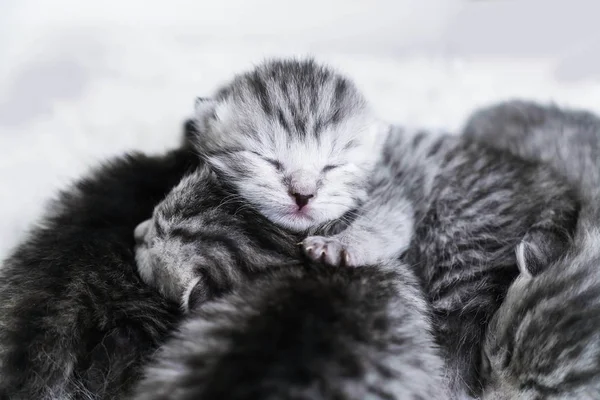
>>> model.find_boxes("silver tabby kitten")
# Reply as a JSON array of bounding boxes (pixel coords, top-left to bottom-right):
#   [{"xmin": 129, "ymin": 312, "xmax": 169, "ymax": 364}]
[
  {"xmin": 464, "ymin": 100, "xmax": 600, "ymax": 399},
  {"xmin": 135, "ymin": 61, "xmax": 579, "ymax": 398},
  {"xmin": 134, "ymin": 126, "xmax": 448, "ymax": 398}
]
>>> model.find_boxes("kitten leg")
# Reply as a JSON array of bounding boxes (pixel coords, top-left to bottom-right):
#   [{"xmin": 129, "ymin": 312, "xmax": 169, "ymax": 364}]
[{"xmin": 303, "ymin": 195, "xmax": 414, "ymax": 267}]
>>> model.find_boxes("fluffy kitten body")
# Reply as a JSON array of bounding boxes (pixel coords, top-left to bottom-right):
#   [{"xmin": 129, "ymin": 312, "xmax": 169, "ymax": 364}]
[
  {"xmin": 134, "ymin": 164, "xmax": 300, "ymax": 309},
  {"xmin": 388, "ymin": 128, "xmax": 578, "ymax": 397},
  {"xmin": 0, "ymin": 149, "xmax": 198, "ymax": 399},
  {"xmin": 135, "ymin": 61, "xmax": 579, "ymax": 398},
  {"xmin": 0, "ymin": 128, "xmax": 446, "ymax": 398},
  {"xmin": 464, "ymin": 101, "xmax": 600, "ymax": 399},
  {"xmin": 133, "ymin": 260, "xmax": 445, "ymax": 400}
]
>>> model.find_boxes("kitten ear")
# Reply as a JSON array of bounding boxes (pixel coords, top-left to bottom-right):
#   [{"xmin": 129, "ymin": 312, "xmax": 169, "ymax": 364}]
[
  {"xmin": 515, "ymin": 241, "xmax": 535, "ymax": 280},
  {"xmin": 516, "ymin": 229, "xmax": 569, "ymax": 279},
  {"xmin": 181, "ymin": 276, "xmax": 211, "ymax": 313}
]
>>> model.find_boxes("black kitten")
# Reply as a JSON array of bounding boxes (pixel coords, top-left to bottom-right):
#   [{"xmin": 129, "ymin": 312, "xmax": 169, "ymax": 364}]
[{"xmin": 0, "ymin": 147, "xmax": 199, "ymax": 399}]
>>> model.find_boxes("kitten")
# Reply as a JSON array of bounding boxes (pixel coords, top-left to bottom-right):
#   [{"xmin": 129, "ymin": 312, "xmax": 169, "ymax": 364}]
[
  {"xmin": 189, "ymin": 59, "xmax": 406, "ymax": 267},
  {"xmin": 0, "ymin": 139, "xmax": 446, "ymax": 399},
  {"xmin": 481, "ymin": 231, "xmax": 600, "ymax": 400},
  {"xmin": 464, "ymin": 100, "xmax": 600, "ymax": 399},
  {"xmin": 133, "ymin": 260, "xmax": 446, "ymax": 400},
  {"xmin": 134, "ymin": 164, "xmax": 301, "ymax": 310},
  {"xmin": 136, "ymin": 60, "xmax": 580, "ymax": 398},
  {"xmin": 0, "ymin": 148, "xmax": 198, "ymax": 399}
]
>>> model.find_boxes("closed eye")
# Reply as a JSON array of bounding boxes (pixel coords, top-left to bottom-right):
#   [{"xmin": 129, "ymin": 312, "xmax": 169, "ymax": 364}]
[
  {"xmin": 322, "ymin": 164, "xmax": 340, "ymax": 173},
  {"xmin": 264, "ymin": 158, "xmax": 283, "ymax": 171},
  {"xmin": 248, "ymin": 151, "xmax": 283, "ymax": 171}
]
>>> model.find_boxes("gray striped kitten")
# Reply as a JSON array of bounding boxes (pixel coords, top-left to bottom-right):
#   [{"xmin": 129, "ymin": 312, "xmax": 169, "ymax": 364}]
[
  {"xmin": 133, "ymin": 148, "xmax": 447, "ymax": 399},
  {"xmin": 134, "ymin": 129, "xmax": 448, "ymax": 399},
  {"xmin": 135, "ymin": 60, "xmax": 579, "ymax": 398},
  {"xmin": 464, "ymin": 101, "xmax": 600, "ymax": 399}
]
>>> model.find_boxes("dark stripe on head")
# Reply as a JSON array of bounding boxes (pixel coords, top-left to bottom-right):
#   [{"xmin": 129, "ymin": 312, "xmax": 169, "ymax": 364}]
[
  {"xmin": 334, "ymin": 78, "xmax": 348, "ymax": 106},
  {"xmin": 411, "ymin": 131, "xmax": 426, "ymax": 148},
  {"xmin": 276, "ymin": 108, "xmax": 290, "ymax": 132},
  {"xmin": 247, "ymin": 71, "xmax": 273, "ymax": 116},
  {"xmin": 153, "ymin": 219, "xmax": 165, "ymax": 237},
  {"xmin": 293, "ymin": 112, "xmax": 308, "ymax": 137},
  {"xmin": 427, "ymin": 137, "xmax": 445, "ymax": 158}
]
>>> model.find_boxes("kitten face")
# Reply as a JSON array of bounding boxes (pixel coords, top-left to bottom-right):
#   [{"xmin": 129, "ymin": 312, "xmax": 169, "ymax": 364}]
[
  {"xmin": 192, "ymin": 59, "xmax": 388, "ymax": 232},
  {"xmin": 482, "ymin": 241, "xmax": 600, "ymax": 400}
]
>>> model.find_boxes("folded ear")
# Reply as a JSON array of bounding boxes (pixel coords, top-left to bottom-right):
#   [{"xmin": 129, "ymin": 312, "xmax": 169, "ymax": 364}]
[
  {"xmin": 515, "ymin": 229, "xmax": 568, "ymax": 279},
  {"xmin": 515, "ymin": 241, "xmax": 535, "ymax": 280}
]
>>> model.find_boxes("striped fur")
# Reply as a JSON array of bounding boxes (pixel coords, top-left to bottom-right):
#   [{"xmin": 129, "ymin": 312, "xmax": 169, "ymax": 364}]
[
  {"xmin": 378, "ymin": 127, "xmax": 579, "ymax": 397},
  {"xmin": 134, "ymin": 164, "xmax": 301, "ymax": 310},
  {"xmin": 133, "ymin": 260, "xmax": 446, "ymax": 400},
  {"xmin": 192, "ymin": 59, "xmax": 388, "ymax": 233},
  {"xmin": 0, "ymin": 148, "xmax": 199, "ymax": 399},
  {"xmin": 137, "ymin": 61, "xmax": 579, "ymax": 398},
  {"xmin": 0, "ymin": 142, "xmax": 446, "ymax": 400},
  {"xmin": 464, "ymin": 100, "xmax": 600, "ymax": 399},
  {"xmin": 139, "ymin": 127, "xmax": 579, "ymax": 398}
]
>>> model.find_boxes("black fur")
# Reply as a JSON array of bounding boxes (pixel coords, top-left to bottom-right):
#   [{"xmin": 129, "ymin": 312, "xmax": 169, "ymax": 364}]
[{"xmin": 0, "ymin": 147, "xmax": 199, "ymax": 399}]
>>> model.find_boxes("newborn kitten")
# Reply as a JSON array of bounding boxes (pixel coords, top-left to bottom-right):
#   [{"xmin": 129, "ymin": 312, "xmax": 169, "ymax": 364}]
[
  {"xmin": 464, "ymin": 100, "xmax": 600, "ymax": 399},
  {"xmin": 0, "ymin": 148, "xmax": 198, "ymax": 400},
  {"xmin": 190, "ymin": 58, "xmax": 405, "ymax": 267},
  {"xmin": 133, "ymin": 260, "xmax": 447, "ymax": 400},
  {"xmin": 482, "ymin": 231, "xmax": 600, "ymax": 400},
  {"xmin": 136, "ymin": 60, "xmax": 579, "ymax": 398},
  {"xmin": 135, "ymin": 164, "xmax": 301, "ymax": 310}
]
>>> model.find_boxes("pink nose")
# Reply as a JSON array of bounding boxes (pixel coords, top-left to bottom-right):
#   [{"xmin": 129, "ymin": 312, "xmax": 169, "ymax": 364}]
[{"xmin": 292, "ymin": 192, "xmax": 314, "ymax": 209}]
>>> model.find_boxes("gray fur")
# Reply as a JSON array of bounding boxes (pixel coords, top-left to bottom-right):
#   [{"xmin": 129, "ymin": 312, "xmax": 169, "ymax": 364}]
[
  {"xmin": 136, "ymin": 61, "xmax": 579, "ymax": 398},
  {"xmin": 134, "ymin": 165, "xmax": 300, "ymax": 310},
  {"xmin": 482, "ymin": 231, "xmax": 600, "ymax": 400},
  {"xmin": 133, "ymin": 260, "xmax": 447, "ymax": 400},
  {"xmin": 192, "ymin": 59, "xmax": 388, "ymax": 235},
  {"xmin": 464, "ymin": 100, "xmax": 600, "ymax": 399}
]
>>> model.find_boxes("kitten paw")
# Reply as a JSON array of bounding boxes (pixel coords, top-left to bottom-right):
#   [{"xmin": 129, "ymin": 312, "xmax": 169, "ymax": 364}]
[{"xmin": 302, "ymin": 236, "xmax": 358, "ymax": 267}]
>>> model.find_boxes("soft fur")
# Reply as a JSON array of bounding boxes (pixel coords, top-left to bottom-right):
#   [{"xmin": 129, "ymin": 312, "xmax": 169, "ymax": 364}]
[
  {"xmin": 0, "ymin": 147, "xmax": 199, "ymax": 399},
  {"xmin": 192, "ymin": 59, "xmax": 388, "ymax": 233},
  {"xmin": 134, "ymin": 164, "xmax": 301, "ymax": 309},
  {"xmin": 136, "ymin": 60, "xmax": 579, "ymax": 399},
  {"xmin": 133, "ymin": 260, "xmax": 446, "ymax": 400},
  {"xmin": 464, "ymin": 100, "xmax": 600, "ymax": 399},
  {"xmin": 0, "ymin": 126, "xmax": 447, "ymax": 399}
]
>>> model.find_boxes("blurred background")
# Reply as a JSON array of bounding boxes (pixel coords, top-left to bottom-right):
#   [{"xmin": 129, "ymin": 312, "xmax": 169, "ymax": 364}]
[{"xmin": 2, "ymin": 0, "xmax": 600, "ymax": 258}]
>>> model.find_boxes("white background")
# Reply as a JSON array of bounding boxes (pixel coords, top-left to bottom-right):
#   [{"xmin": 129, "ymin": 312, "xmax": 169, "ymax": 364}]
[{"xmin": 2, "ymin": 0, "xmax": 600, "ymax": 259}]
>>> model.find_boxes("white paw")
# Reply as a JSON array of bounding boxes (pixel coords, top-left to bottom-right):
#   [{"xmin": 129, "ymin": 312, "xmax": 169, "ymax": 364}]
[{"xmin": 301, "ymin": 236, "xmax": 359, "ymax": 267}]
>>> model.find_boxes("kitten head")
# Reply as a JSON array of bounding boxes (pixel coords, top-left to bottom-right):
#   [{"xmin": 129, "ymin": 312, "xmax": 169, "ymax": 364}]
[
  {"xmin": 482, "ymin": 235, "xmax": 600, "ymax": 399},
  {"xmin": 191, "ymin": 59, "xmax": 389, "ymax": 232}
]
